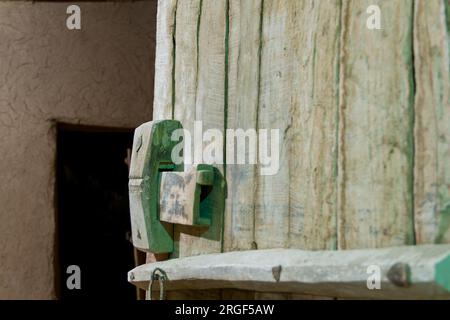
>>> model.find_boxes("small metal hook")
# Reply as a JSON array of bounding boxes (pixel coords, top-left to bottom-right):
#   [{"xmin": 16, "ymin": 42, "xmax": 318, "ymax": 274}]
[{"xmin": 147, "ymin": 268, "xmax": 168, "ymax": 300}]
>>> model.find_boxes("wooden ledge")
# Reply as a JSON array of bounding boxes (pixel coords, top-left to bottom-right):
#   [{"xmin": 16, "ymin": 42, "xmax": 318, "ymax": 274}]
[{"xmin": 128, "ymin": 245, "xmax": 450, "ymax": 299}]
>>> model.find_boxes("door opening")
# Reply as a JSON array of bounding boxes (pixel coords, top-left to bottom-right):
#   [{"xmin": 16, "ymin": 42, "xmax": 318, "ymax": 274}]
[{"xmin": 56, "ymin": 124, "xmax": 138, "ymax": 300}]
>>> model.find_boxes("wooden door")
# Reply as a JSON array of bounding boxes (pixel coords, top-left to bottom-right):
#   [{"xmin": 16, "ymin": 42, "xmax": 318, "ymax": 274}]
[{"xmin": 150, "ymin": 0, "xmax": 450, "ymax": 298}]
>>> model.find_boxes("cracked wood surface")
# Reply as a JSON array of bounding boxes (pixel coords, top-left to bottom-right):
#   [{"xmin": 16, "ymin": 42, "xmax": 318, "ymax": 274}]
[
  {"xmin": 169, "ymin": 0, "xmax": 228, "ymax": 258},
  {"xmin": 129, "ymin": 245, "xmax": 450, "ymax": 299},
  {"xmin": 413, "ymin": 0, "xmax": 450, "ymax": 244},
  {"xmin": 224, "ymin": 0, "xmax": 262, "ymax": 252},
  {"xmin": 337, "ymin": 0, "xmax": 416, "ymax": 249},
  {"xmin": 151, "ymin": 0, "xmax": 450, "ymax": 275}
]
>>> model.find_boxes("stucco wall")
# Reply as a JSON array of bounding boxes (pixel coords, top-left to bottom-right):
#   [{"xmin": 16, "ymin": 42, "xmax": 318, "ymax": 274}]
[{"xmin": 0, "ymin": 1, "xmax": 156, "ymax": 299}]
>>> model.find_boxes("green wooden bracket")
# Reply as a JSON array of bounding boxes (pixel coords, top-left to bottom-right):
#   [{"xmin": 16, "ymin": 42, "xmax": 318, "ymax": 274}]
[
  {"xmin": 129, "ymin": 120, "xmax": 226, "ymax": 254},
  {"xmin": 195, "ymin": 164, "xmax": 226, "ymax": 227},
  {"xmin": 159, "ymin": 164, "xmax": 226, "ymax": 228},
  {"xmin": 129, "ymin": 120, "xmax": 183, "ymax": 253},
  {"xmin": 435, "ymin": 254, "xmax": 450, "ymax": 292}
]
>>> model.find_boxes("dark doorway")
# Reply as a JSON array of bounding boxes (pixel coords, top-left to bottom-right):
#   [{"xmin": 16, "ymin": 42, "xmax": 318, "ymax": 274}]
[{"xmin": 56, "ymin": 124, "xmax": 136, "ymax": 300}]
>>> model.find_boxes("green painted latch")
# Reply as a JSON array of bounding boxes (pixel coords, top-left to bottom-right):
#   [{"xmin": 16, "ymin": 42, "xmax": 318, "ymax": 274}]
[{"xmin": 128, "ymin": 120, "xmax": 226, "ymax": 254}]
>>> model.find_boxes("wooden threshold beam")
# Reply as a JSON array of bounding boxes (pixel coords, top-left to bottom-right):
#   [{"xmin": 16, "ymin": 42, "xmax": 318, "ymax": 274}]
[{"xmin": 128, "ymin": 245, "xmax": 450, "ymax": 299}]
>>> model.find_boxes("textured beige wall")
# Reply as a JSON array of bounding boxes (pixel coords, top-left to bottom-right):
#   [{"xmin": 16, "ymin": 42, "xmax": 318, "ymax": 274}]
[{"xmin": 0, "ymin": 1, "xmax": 156, "ymax": 299}]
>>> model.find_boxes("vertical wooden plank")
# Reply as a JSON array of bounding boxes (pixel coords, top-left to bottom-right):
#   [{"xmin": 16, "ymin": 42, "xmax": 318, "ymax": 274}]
[
  {"xmin": 195, "ymin": 0, "xmax": 227, "ymax": 137},
  {"xmin": 173, "ymin": 0, "xmax": 201, "ymax": 134},
  {"xmin": 224, "ymin": 0, "xmax": 262, "ymax": 251},
  {"xmin": 255, "ymin": 0, "xmax": 293, "ymax": 249},
  {"xmin": 338, "ymin": 0, "xmax": 415, "ymax": 249},
  {"xmin": 152, "ymin": 0, "xmax": 177, "ymax": 120},
  {"xmin": 288, "ymin": 0, "xmax": 341, "ymax": 250},
  {"xmin": 172, "ymin": 0, "xmax": 227, "ymax": 258},
  {"xmin": 171, "ymin": 0, "xmax": 201, "ymax": 258},
  {"xmin": 255, "ymin": 0, "xmax": 340, "ymax": 250},
  {"xmin": 414, "ymin": 0, "xmax": 450, "ymax": 244},
  {"xmin": 168, "ymin": 0, "xmax": 222, "ymax": 287}
]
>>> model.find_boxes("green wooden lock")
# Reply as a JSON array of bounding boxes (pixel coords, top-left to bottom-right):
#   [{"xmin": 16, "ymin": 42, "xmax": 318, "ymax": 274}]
[
  {"xmin": 128, "ymin": 120, "xmax": 226, "ymax": 254},
  {"xmin": 159, "ymin": 164, "xmax": 225, "ymax": 227}
]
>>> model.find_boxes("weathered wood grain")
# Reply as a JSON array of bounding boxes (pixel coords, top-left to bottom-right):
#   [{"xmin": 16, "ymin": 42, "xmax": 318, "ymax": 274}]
[
  {"xmin": 414, "ymin": 0, "xmax": 450, "ymax": 244},
  {"xmin": 173, "ymin": 0, "xmax": 201, "ymax": 143},
  {"xmin": 169, "ymin": 0, "xmax": 199, "ymax": 257},
  {"xmin": 337, "ymin": 0, "xmax": 415, "ymax": 249},
  {"xmin": 163, "ymin": 0, "xmax": 202, "ymax": 233},
  {"xmin": 150, "ymin": 0, "xmax": 450, "ymax": 253},
  {"xmin": 195, "ymin": 0, "xmax": 227, "ymax": 136},
  {"xmin": 129, "ymin": 245, "xmax": 450, "ymax": 299},
  {"xmin": 224, "ymin": 0, "xmax": 263, "ymax": 251},
  {"xmin": 138, "ymin": 0, "xmax": 450, "ymax": 300},
  {"xmin": 172, "ymin": 0, "xmax": 227, "ymax": 258},
  {"xmin": 153, "ymin": 0, "xmax": 177, "ymax": 121},
  {"xmin": 287, "ymin": 0, "xmax": 341, "ymax": 250},
  {"xmin": 254, "ymin": 0, "xmax": 293, "ymax": 249},
  {"xmin": 254, "ymin": 0, "xmax": 340, "ymax": 251},
  {"xmin": 252, "ymin": 3, "xmax": 340, "ymax": 299}
]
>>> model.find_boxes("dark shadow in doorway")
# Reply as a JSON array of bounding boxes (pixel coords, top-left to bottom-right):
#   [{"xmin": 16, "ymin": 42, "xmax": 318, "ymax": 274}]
[{"xmin": 56, "ymin": 124, "xmax": 137, "ymax": 300}]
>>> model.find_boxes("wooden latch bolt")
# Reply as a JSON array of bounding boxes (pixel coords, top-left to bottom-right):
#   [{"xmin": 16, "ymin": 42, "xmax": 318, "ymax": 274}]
[{"xmin": 128, "ymin": 120, "xmax": 226, "ymax": 254}]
